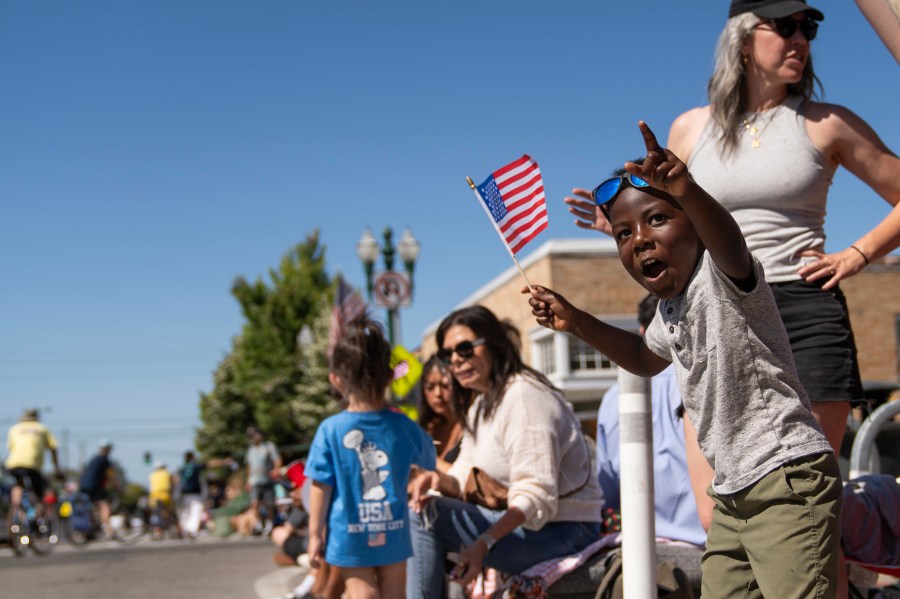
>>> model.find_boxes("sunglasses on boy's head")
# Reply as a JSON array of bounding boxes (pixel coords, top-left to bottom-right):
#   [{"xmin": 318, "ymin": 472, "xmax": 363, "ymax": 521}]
[
  {"xmin": 437, "ymin": 338, "xmax": 486, "ymax": 364},
  {"xmin": 592, "ymin": 174, "xmax": 651, "ymax": 221},
  {"xmin": 757, "ymin": 16, "xmax": 818, "ymax": 41}
]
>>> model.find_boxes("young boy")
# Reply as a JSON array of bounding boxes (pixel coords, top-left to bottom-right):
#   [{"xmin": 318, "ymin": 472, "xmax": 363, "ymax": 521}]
[{"xmin": 526, "ymin": 122, "xmax": 841, "ymax": 599}]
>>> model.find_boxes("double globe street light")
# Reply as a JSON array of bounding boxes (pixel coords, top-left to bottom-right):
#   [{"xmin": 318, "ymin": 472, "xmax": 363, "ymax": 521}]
[{"xmin": 356, "ymin": 227, "xmax": 421, "ymax": 347}]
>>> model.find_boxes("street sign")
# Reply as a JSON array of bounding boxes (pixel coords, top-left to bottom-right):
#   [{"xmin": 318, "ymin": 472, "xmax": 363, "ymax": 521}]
[{"xmin": 374, "ymin": 271, "xmax": 410, "ymax": 309}]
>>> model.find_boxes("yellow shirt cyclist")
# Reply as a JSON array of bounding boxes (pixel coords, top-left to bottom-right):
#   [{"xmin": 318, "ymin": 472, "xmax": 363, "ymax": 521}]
[{"xmin": 148, "ymin": 463, "xmax": 174, "ymax": 508}]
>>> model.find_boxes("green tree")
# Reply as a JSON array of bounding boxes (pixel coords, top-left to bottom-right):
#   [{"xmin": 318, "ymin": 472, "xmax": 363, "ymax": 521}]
[
  {"xmin": 196, "ymin": 231, "xmax": 340, "ymax": 459},
  {"xmin": 120, "ymin": 482, "xmax": 147, "ymax": 513}
]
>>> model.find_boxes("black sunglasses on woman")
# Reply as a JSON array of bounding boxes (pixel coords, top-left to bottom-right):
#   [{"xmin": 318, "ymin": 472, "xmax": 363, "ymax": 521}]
[
  {"xmin": 757, "ymin": 16, "xmax": 818, "ymax": 41},
  {"xmin": 437, "ymin": 339, "xmax": 486, "ymax": 364}
]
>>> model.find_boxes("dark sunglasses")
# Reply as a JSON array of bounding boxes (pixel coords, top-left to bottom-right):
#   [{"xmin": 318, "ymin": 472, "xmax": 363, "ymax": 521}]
[
  {"xmin": 437, "ymin": 338, "xmax": 486, "ymax": 364},
  {"xmin": 592, "ymin": 174, "xmax": 651, "ymax": 221},
  {"xmin": 758, "ymin": 16, "xmax": 818, "ymax": 41}
]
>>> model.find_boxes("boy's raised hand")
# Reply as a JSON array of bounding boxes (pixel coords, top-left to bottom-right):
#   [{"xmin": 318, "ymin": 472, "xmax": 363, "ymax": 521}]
[
  {"xmin": 624, "ymin": 121, "xmax": 691, "ymax": 199},
  {"xmin": 627, "ymin": 121, "xmax": 754, "ymax": 285},
  {"xmin": 523, "ymin": 285, "xmax": 578, "ymax": 333}
]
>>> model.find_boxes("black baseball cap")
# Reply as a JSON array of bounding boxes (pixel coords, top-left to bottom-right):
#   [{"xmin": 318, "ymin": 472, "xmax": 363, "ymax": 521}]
[{"xmin": 729, "ymin": 0, "xmax": 824, "ymax": 21}]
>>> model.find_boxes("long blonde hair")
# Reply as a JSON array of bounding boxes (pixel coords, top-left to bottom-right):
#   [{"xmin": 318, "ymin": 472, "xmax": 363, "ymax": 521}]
[{"xmin": 708, "ymin": 13, "xmax": 822, "ymax": 155}]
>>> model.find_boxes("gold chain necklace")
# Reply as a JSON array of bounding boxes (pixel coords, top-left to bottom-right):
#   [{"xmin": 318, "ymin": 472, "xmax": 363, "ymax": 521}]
[
  {"xmin": 742, "ymin": 106, "xmax": 780, "ymax": 149},
  {"xmin": 742, "ymin": 118, "xmax": 762, "ymax": 148}
]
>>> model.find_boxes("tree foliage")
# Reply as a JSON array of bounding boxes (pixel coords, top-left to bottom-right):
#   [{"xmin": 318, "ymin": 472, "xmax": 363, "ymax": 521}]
[
  {"xmin": 196, "ymin": 231, "xmax": 341, "ymax": 460},
  {"xmin": 120, "ymin": 482, "xmax": 148, "ymax": 512}
]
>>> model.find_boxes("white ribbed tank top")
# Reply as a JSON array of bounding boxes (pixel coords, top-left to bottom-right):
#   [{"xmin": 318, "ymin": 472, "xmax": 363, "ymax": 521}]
[{"xmin": 687, "ymin": 95, "xmax": 833, "ymax": 283}]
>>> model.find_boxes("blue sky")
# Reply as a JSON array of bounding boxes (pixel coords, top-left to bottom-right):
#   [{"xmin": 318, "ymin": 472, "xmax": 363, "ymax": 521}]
[{"xmin": 2, "ymin": 1, "xmax": 898, "ymax": 484}]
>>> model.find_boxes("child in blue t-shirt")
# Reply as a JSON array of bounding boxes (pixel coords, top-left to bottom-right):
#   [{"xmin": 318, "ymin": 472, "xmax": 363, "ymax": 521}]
[{"xmin": 306, "ymin": 314, "xmax": 436, "ymax": 598}]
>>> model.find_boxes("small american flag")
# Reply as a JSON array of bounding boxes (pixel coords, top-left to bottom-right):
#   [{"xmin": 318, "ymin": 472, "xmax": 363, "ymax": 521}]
[
  {"xmin": 476, "ymin": 155, "xmax": 548, "ymax": 254},
  {"xmin": 368, "ymin": 531, "xmax": 387, "ymax": 547},
  {"xmin": 327, "ymin": 275, "xmax": 367, "ymax": 360}
]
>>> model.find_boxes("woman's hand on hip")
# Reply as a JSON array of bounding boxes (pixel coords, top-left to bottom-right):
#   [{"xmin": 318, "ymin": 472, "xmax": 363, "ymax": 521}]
[{"xmin": 797, "ymin": 247, "xmax": 867, "ymax": 290}]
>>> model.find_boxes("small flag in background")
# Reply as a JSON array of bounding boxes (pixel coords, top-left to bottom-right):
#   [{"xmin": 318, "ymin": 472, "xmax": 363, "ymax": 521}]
[
  {"xmin": 476, "ymin": 155, "xmax": 548, "ymax": 254},
  {"xmin": 327, "ymin": 275, "xmax": 367, "ymax": 360}
]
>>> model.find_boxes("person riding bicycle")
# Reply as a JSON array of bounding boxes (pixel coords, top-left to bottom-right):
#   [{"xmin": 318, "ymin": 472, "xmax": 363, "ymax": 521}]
[
  {"xmin": 149, "ymin": 460, "xmax": 179, "ymax": 538},
  {"xmin": 4, "ymin": 408, "xmax": 63, "ymax": 513},
  {"xmin": 78, "ymin": 440, "xmax": 116, "ymax": 537}
]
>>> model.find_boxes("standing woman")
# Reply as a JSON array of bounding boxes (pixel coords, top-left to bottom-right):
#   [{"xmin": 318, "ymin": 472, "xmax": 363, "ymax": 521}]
[
  {"xmin": 665, "ymin": 0, "xmax": 900, "ymax": 455},
  {"xmin": 407, "ymin": 306, "xmax": 602, "ymax": 598},
  {"xmin": 417, "ymin": 355, "xmax": 464, "ymax": 472}
]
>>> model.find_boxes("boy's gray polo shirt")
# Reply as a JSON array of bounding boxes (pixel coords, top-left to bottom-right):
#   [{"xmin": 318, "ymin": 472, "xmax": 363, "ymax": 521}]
[{"xmin": 644, "ymin": 252, "xmax": 831, "ymax": 495}]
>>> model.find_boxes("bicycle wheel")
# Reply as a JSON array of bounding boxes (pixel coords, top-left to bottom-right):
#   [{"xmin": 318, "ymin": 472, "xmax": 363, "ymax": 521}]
[
  {"xmin": 114, "ymin": 515, "xmax": 146, "ymax": 545},
  {"xmin": 61, "ymin": 514, "xmax": 90, "ymax": 545},
  {"xmin": 28, "ymin": 509, "xmax": 59, "ymax": 555},
  {"xmin": 8, "ymin": 505, "xmax": 28, "ymax": 557},
  {"xmin": 59, "ymin": 492, "xmax": 99, "ymax": 546}
]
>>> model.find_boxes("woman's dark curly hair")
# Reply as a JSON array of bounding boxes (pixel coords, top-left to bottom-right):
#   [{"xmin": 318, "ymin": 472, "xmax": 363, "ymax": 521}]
[{"xmin": 436, "ymin": 305, "xmax": 558, "ymax": 436}]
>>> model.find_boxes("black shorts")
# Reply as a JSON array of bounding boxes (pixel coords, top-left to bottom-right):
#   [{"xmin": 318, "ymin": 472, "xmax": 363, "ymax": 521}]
[
  {"xmin": 282, "ymin": 535, "xmax": 306, "ymax": 561},
  {"xmin": 251, "ymin": 482, "xmax": 275, "ymax": 505},
  {"xmin": 81, "ymin": 487, "xmax": 110, "ymax": 504},
  {"xmin": 10, "ymin": 468, "xmax": 46, "ymax": 498},
  {"xmin": 770, "ymin": 279, "xmax": 864, "ymax": 405}
]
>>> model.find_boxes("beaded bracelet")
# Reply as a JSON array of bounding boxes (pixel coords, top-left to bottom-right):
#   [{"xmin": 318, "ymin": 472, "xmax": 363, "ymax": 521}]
[{"xmin": 850, "ymin": 245, "xmax": 870, "ymax": 266}]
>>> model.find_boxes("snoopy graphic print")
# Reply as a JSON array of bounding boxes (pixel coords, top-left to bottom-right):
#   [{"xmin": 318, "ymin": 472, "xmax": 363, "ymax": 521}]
[
  {"xmin": 343, "ymin": 429, "xmax": 389, "ymax": 502},
  {"xmin": 344, "ymin": 429, "xmax": 392, "ymax": 547},
  {"xmin": 305, "ymin": 408, "xmax": 436, "ymax": 567}
]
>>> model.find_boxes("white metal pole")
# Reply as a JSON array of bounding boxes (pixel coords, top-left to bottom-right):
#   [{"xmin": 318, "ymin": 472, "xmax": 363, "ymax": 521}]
[{"xmin": 618, "ymin": 368, "xmax": 656, "ymax": 598}]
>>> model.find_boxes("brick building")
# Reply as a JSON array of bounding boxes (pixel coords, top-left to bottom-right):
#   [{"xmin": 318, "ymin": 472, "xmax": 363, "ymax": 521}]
[{"xmin": 420, "ymin": 238, "xmax": 900, "ymax": 427}]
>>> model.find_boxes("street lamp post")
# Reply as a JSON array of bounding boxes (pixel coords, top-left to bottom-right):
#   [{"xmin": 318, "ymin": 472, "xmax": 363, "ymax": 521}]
[
  {"xmin": 356, "ymin": 226, "xmax": 420, "ymax": 347},
  {"xmin": 397, "ymin": 228, "xmax": 421, "ymax": 297},
  {"xmin": 356, "ymin": 228, "xmax": 379, "ymax": 299}
]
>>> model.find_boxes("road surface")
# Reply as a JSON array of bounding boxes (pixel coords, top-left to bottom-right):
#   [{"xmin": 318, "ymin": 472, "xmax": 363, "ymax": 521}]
[{"xmin": 0, "ymin": 535, "xmax": 304, "ymax": 599}]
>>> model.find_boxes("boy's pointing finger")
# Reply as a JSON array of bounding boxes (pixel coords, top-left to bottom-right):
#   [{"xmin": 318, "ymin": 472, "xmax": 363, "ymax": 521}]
[{"xmin": 637, "ymin": 120, "xmax": 664, "ymax": 154}]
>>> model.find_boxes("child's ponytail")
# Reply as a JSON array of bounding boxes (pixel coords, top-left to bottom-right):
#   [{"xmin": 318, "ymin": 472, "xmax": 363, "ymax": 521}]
[{"xmin": 331, "ymin": 313, "xmax": 393, "ymax": 403}]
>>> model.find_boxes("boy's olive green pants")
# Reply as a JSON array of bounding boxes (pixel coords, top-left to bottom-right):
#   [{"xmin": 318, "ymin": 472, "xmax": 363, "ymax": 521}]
[{"xmin": 701, "ymin": 452, "xmax": 842, "ymax": 599}]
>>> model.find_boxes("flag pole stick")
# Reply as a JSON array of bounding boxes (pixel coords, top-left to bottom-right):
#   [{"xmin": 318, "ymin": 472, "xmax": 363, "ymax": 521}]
[{"xmin": 466, "ymin": 177, "xmax": 534, "ymax": 292}]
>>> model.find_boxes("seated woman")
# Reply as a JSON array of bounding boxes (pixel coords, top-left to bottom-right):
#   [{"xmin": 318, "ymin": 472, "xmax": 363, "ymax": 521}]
[
  {"xmin": 407, "ymin": 306, "xmax": 603, "ymax": 597},
  {"xmin": 417, "ymin": 355, "xmax": 464, "ymax": 472}
]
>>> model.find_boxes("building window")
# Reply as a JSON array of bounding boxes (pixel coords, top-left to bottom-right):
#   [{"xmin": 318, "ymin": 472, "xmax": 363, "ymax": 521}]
[
  {"xmin": 535, "ymin": 337, "xmax": 556, "ymax": 375},
  {"xmin": 568, "ymin": 337, "xmax": 615, "ymax": 372}
]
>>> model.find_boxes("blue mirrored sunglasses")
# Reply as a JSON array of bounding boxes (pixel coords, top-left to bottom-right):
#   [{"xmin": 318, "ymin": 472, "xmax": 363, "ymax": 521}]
[{"xmin": 592, "ymin": 174, "xmax": 650, "ymax": 221}]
